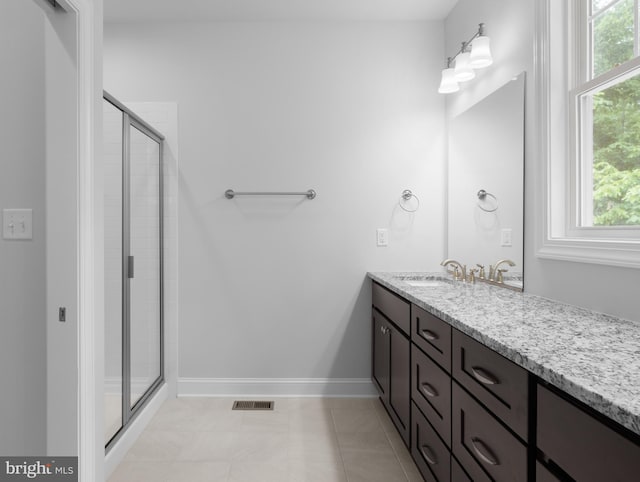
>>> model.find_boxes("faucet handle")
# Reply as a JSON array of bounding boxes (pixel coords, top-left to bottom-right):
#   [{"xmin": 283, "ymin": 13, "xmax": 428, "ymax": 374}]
[
  {"xmin": 476, "ymin": 264, "xmax": 485, "ymax": 279},
  {"xmin": 453, "ymin": 266, "xmax": 461, "ymax": 280},
  {"xmin": 467, "ymin": 268, "xmax": 478, "ymax": 283},
  {"xmin": 496, "ymin": 269, "xmax": 508, "ymax": 284}
]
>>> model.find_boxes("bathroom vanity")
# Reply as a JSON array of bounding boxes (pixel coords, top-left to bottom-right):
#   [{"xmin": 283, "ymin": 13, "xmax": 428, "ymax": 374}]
[{"xmin": 369, "ymin": 272, "xmax": 640, "ymax": 481}]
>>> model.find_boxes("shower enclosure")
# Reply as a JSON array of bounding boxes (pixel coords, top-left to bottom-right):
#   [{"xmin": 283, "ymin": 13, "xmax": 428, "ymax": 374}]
[{"xmin": 103, "ymin": 92, "xmax": 164, "ymax": 450}]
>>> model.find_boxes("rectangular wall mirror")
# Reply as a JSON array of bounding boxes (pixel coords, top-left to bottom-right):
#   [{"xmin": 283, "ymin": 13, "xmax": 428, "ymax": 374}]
[{"xmin": 447, "ymin": 72, "xmax": 525, "ymax": 290}]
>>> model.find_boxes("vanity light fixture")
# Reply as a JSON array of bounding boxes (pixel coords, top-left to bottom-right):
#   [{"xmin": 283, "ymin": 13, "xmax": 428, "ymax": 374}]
[
  {"xmin": 454, "ymin": 47, "xmax": 475, "ymax": 82},
  {"xmin": 438, "ymin": 23, "xmax": 493, "ymax": 94},
  {"xmin": 438, "ymin": 62, "xmax": 460, "ymax": 94}
]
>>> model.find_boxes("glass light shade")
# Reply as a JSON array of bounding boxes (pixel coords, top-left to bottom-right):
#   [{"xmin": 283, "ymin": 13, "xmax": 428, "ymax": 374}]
[
  {"xmin": 470, "ymin": 36, "xmax": 493, "ymax": 68},
  {"xmin": 454, "ymin": 52, "xmax": 475, "ymax": 82},
  {"xmin": 438, "ymin": 68, "xmax": 460, "ymax": 94}
]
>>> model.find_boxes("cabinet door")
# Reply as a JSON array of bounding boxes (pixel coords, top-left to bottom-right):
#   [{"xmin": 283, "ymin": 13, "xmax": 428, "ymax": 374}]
[
  {"xmin": 389, "ymin": 323, "xmax": 410, "ymax": 447},
  {"xmin": 372, "ymin": 309, "xmax": 390, "ymax": 400},
  {"xmin": 537, "ymin": 384, "xmax": 640, "ymax": 482}
]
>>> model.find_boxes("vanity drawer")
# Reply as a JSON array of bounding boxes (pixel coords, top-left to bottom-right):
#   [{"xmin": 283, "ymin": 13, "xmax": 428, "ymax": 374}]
[
  {"xmin": 372, "ymin": 282, "xmax": 410, "ymax": 335},
  {"xmin": 537, "ymin": 384, "xmax": 640, "ymax": 482},
  {"xmin": 412, "ymin": 344, "xmax": 451, "ymax": 447},
  {"xmin": 452, "ymin": 382, "xmax": 527, "ymax": 482},
  {"xmin": 535, "ymin": 461, "xmax": 560, "ymax": 482},
  {"xmin": 411, "ymin": 402, "xmax": 450, "ymax": 482},
  {"xmin": 411, "ymin": 304, "xmax": 451, "ymax": 373},
  {"xmin": 452, "ymin": 456, "xmax": 472, "ymax": 482},
  {"xmin": 452, "ymin": 329, "xmax": 528, "ymax": 440}
]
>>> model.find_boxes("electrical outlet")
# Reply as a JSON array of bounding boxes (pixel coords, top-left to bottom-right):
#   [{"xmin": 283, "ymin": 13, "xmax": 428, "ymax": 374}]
[
  {"xmin": 3, "ymin": 209, "xmax": 33, "ymax": 240},
  {"xmin": 376, "ymin": 228, "xmax": 389, "ymax": 247},
  {"xmin": 500, "ymin": 228, "xmax": 512, "ymax": 247}
]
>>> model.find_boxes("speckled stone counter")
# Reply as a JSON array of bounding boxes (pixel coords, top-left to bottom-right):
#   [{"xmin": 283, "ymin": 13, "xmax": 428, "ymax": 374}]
[{"xmin": 368, "ymin": 271, "xmax": 640, "ymax": 436}]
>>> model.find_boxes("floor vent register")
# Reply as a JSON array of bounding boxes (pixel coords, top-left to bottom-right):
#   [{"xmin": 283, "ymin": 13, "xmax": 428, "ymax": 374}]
[{"xmin": 231, "ymin": 400, "xmax": 274, "ymax": 410}]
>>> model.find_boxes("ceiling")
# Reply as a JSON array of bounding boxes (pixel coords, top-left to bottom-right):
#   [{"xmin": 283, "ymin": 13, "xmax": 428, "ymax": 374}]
[{"xmin": 104, "ymin": 0, "xmax": 459, "ymax": 23}]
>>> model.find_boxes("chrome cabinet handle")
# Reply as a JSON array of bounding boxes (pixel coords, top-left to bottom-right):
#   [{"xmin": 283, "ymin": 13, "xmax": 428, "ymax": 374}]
[
  {"xmin": 470, "ymin": 437, "xmax": 499, "ymax": 466},
  {"xmin": 421, "ymin": 329, "xmax": 438, "ymax": 341},
  {"xmin": 420, "ymin": 383, "xmax": 439, "ymax": 398},
  {"xmin": 380, "ymin": 326, "xmax": 389, "ymax": 335},
  {"xmin": 420, "ymin": 445, "xmax": 438, "ymax": 465},
  {"xmin": 471, "ymin": 366, "xmax": 499, "ymax": 385}
]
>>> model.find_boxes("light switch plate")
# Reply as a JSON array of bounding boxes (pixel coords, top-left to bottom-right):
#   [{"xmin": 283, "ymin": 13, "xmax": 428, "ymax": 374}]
[
  {"xmin": 3, "ymin": 209, "xmax": 33, "ymax": 240},
  {"xmin": 376, "ymin": 228, "xmax": 389, "ymax": 247},
  {"xmin": 500, "ymin": 228, "xmax": 512, "ymax": 247}
]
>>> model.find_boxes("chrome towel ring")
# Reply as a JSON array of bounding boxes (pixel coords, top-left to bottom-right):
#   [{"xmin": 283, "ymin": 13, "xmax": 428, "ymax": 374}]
[
  {"xmin": 477, "ymin": 189, "xmax": 498, "ymax": 212},
  {"xmin": 399, "ymin": 189, "xmax": 420, "ymax": 213}
]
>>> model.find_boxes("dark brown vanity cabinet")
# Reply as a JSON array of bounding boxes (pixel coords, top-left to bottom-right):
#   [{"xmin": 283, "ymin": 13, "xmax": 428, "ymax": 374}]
[
  {"xmin": 409, "ymin": 303, "xmax": 531, "ymax": 481},
  {"xmin": 372, "ymin": 283, "xmax": 411, "ymax": 447},
  {"xmin": 537, "ymin": 384, "xmax": 640, "ymax": 481},
  {"xmin": 452, "ymin": 330, "xmax": 529, "ymax": 441},
  {"xmin": 412, "ymin": 304, "xmax": 451, "ymax": 373},
  {"xmin": 412, "ymin": 401, "xmax": 451, "ymax": 482},
  {"xmin": 370, "ymin": 280, "xmax": 640, "ymax": 481},
  {"xmin": 449, "ymin": 330, "xmax": 529, "ymax": 482},
  {"xmin": 452, "ymin": 382, "xmax": 527, "ymax": 481},
  {"xmin": 412, "ymin": 344, "xmax": 451, "ymax": 447}
]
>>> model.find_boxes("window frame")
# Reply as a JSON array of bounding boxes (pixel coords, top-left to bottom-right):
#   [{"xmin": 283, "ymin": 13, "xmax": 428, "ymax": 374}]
[
  {"xmin": 570, "ymin": 0, "xmax": 640, "ymax": 235},
  {"xmin": 536, "ymin": 0, "xmax": 640, "ymax": 268}
]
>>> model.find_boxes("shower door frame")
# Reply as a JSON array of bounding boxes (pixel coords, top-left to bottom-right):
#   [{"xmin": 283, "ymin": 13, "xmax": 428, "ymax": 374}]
[{"xmin": 104, "ymin": 91, "xmax": 165, "ymax": 452}]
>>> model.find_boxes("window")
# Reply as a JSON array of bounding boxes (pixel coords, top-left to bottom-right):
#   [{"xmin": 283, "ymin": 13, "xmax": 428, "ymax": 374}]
[
  {"xmin": 573, "ymin": 0, "xmax": 640, "ymax": 230},
  {"xmin": 536, "ymin": 0, "xmax": 640, "ymax": 267}
]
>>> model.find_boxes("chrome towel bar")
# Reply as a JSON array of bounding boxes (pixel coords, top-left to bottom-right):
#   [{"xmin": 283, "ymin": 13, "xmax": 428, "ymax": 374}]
[{"xmin": 225, "ymin": 189, "xmax": 316, "ymax": 200}]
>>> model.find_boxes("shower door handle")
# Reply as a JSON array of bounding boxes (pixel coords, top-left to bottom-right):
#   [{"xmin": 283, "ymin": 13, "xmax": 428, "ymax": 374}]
[{"xmin": 128, "ymin": 255, "xmax": 135, "ymax": 279}]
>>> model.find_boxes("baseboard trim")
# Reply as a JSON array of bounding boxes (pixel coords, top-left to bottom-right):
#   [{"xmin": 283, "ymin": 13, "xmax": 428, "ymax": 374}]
[
  {"xmin": 178, "ymin": 378, "xmax": 377, "ymax": 397},
  {"xmin": 104, "ymin": 383, "xmax": 169, "ymax": 479}
]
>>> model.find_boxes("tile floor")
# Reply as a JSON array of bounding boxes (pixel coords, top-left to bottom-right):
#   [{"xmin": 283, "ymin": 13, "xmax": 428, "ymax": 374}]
[{"xmin": 108, "ymin": 397, "xmax": 424, "ymax": 482}]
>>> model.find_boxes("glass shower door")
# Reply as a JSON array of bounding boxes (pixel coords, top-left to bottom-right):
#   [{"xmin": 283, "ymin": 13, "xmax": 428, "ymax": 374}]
[
  {"xmin": 103, "ymin": 94, "xmax": 164, "ymax": 450},
  {"xmin": 128, "ymin": 124, "xmax": 162, "ymax": 408}
]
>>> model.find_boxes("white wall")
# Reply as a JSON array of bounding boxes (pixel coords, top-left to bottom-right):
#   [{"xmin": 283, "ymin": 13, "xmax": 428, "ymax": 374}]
[
  {"xmin": 104, "ymin": 21, "xmax": 446, "ymax": 391},
  {"xmin": 45, "ymin": 5, "xmax": 80, "ymax": 455},
  {"xmin": 445, "ymin": 0, "xmax": 640, "ymax": 322},
  {"xmin": 0, "ymin": 0, "xmax": 47, "ymax": 455}
]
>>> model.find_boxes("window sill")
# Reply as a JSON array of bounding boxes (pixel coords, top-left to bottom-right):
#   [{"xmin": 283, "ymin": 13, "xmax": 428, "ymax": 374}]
[{"xmin": 537, "ymin": 237, "xmax": 640, "ymax": 269}]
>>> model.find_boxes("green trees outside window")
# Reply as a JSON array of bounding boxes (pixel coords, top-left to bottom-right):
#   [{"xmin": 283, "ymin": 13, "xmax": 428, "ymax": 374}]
[{"xmin": 590, "ymin": 0, "xmax": 640, "ymax": 226}]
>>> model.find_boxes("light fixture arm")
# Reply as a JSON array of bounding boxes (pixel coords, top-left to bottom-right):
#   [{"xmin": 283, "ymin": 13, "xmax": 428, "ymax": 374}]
[{"xmin": 446, "ymin": 23, "xmax": 486, "ymax": 66}]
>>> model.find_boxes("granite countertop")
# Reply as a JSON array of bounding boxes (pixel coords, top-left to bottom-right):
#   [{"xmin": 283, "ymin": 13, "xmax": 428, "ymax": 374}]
[{"xmin": 368, "ymin": 271, "xmax": 640, "ymax": 437}]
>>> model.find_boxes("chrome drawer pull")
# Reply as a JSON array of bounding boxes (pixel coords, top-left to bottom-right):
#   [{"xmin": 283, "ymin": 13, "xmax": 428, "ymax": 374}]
[
  {"xmin": 421, "ymin": 329, "xmax": 438, "ymax": 341},
  {"xmin": 470, "ymin": 437, "xmax": 499, "ymax": 466},
  {"xmin": 421, "ymin": 383, "xmax": 439, "ymax": 398},
  {"xmin": 471, "ymin": 366, "xmax": 499, "ymax": 385},
  {"xmin": 420, "ymin": 445, "xmax": 438, "ymax": 465}
]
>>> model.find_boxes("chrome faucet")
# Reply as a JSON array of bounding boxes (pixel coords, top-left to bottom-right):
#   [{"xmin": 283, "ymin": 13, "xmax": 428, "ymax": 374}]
[
  {"xmin": 441, "ymin": 259, "xmax": 467, "ymax": 281},
  {"xmin": 490, "ymin": 259, "xmax": 516, "ymax": 282}
]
